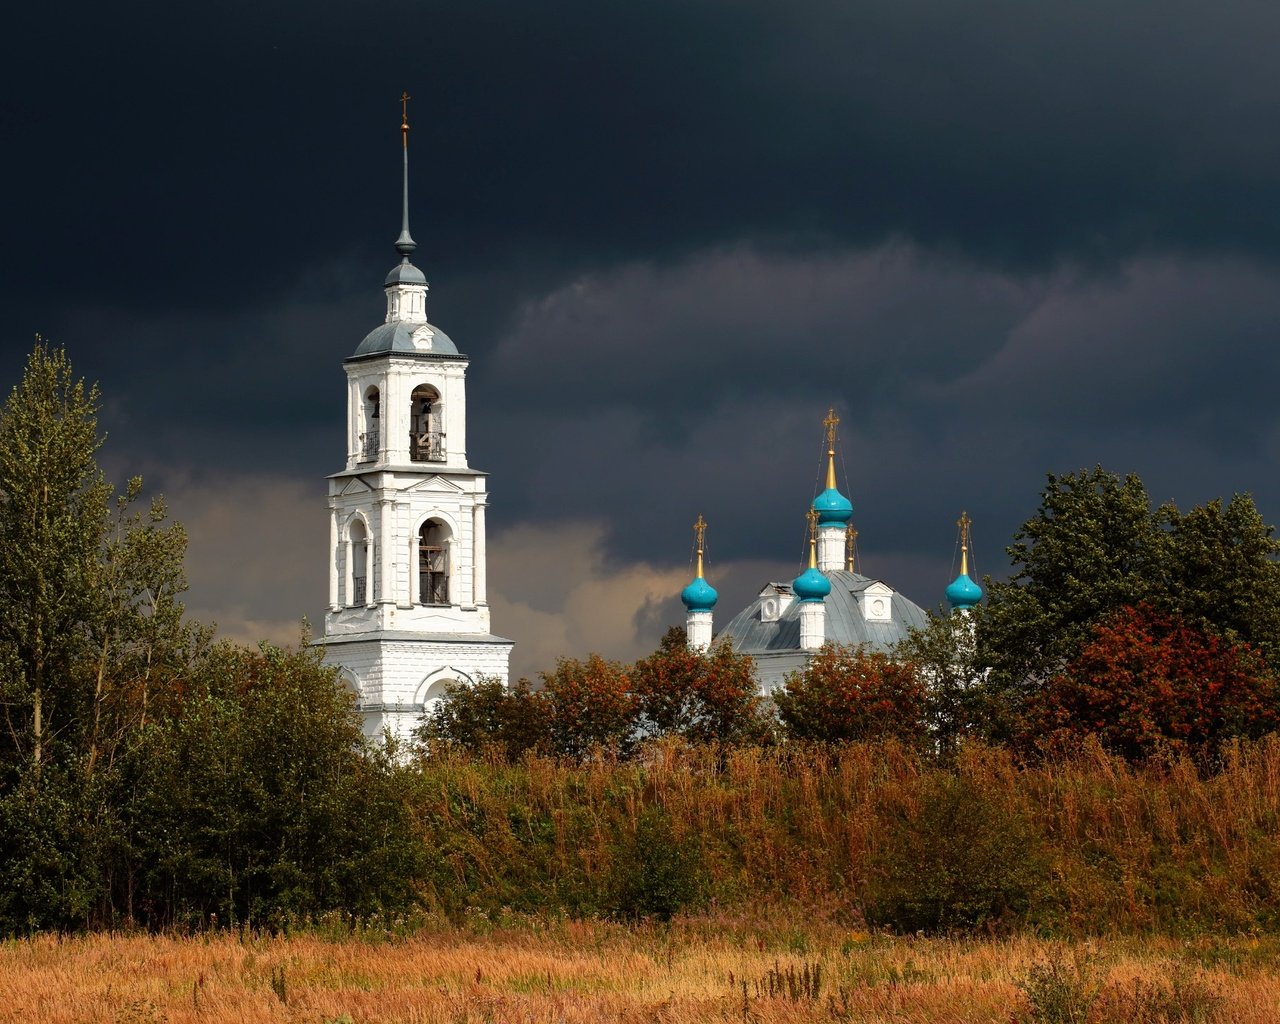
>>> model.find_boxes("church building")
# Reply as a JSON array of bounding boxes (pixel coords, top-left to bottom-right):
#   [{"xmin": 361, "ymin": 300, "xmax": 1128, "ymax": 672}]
[
  {"xmin": 316, "ymin": 99, "xmax": 513, "ymax": 743},
  {"xmin": 683, "ymin": 411, "xmax": 981, "ymax": 692}
]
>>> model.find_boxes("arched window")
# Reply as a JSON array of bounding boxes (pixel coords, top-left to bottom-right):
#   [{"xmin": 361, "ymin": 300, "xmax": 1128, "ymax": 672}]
[
  {"xmin": 360, "ymin": 386, "xmax": 380, "ymax": 462},
  {"xmin": 348, "ymin": 518, "xmax": 369, "ymax": 606},
  {"xmin": 410, "ymin": 384, "xmax": 444, "ymax": 462},
  {"xmin": 418, "ymin": 519, "xmax": 449, "ymax": 605}
]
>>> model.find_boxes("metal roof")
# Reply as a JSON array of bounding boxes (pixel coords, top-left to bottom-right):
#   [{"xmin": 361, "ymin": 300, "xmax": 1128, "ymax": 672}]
[
  {"xmin": 717, "ymin": 569, "xmax": 928, "ymax": 656},
  {"xmin": 351, "ymin": 320, "xmax": 461, "ymax": 358}
]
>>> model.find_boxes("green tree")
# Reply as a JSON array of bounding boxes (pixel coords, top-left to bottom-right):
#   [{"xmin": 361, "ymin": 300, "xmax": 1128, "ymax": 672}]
[
  {"xmin": 0, "ymin": 344, "xmax": 112, "ymax": 774},
  {"xmin": 775, "ymin": 643, "xmax": 927, "ymax": 744},
  {"xmin": 1160, "ymin": 495, "xmax": 1280, "ymax": 665},
  {"xmin": 630, "ymin": 627, "xmax": 764, "ymax": 745},
  {"xmin": 982, "ymin": 467, "xmax": 1165, "ymax": 694},
  {"xmin": 418, "ymin": 676, "xmax": 551, "ymax": 760},
  {"xmin": 895, "ymin": 611, "xmax": 1005, "ymax": 754}
]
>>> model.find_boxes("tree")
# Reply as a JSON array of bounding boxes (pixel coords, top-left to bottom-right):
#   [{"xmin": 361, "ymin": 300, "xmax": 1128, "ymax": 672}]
[
  {"xmin": 539, "ymin": 654, "xmax": 637, "ymax": 759},
  {"xmin": 894, "ymin": 611, "xmax": 1006, "ymax": 754},
  {"xmin": 0, "ymin": 344, "xmax": 112, "ymax": 775},
  {"xmin": 1029, "ymin": 603, "xmax": 1278, "ymax": 762},
  {"xmin": 774, "ymin": 643, "xmax": 927, "ymax": 744},
  {"xmin": 982, "ymin": 467, "xmax": 1166, "ymax": 694},
  {"xmin": 630, "ymin": 627, "xmax": 764, "ymax": 745},
  {"xmin": 418, "ymin": 676, "xmax": 551, "ymax": 760},
  {"xmin": 1161, "ymin": 495, "xmax": 1280, "ymax": 665}
]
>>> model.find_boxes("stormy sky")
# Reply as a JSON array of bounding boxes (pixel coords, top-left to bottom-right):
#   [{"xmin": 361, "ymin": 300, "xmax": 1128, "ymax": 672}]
[{"xmin": 4, "ymin": 1, "xmax": 1280, "ymax": 677}]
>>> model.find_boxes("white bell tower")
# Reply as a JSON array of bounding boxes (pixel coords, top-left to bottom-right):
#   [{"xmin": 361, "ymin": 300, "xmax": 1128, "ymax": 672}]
[{"xmin": 317, "ymin": 95, "xmax": 513, "ymax": 744}]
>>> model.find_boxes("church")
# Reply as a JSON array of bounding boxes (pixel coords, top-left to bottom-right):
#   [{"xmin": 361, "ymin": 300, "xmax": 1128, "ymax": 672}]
[
  {"xmin": 315, "ymin": 100, "xmax": 512, "ymax": 744},
  {"xmin": 317, "ymin": 101, "xmax": 982, "ymax": 736},
  {"xmin": 681, "ymin": 412, "xmax": 983, "ymax": 693}
]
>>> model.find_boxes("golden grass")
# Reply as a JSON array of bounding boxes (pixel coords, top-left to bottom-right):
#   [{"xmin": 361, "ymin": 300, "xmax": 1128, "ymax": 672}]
[{"xmin": 1, "ymin": 917, "xmax": 1278, "ymax": 1023}]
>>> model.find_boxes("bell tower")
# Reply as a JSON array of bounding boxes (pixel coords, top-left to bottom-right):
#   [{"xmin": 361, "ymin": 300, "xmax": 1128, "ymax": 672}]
[{"xmin": 317, "ymin": 95, "xmax": 513, "ymax": 744}]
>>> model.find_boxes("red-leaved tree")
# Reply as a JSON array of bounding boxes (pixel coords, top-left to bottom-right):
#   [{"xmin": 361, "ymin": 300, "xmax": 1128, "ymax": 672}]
[
  {"xmin": 774, "ymin": 643, "xmax": 927, "ymax": 744},
  {"xmin": 539, "ymin": 654, "xmax": 637, "ymax": 758},
  {"xmin": 630, "ymin": 627, "xmax": 763, "ymax": 744},
  {"xmin": 1032, "ymin": 603, "xmax": 1279, "ymax": 761}
]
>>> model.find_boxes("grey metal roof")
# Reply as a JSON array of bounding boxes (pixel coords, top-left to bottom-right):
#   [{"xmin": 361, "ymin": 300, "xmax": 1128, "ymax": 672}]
[
  {"xmin": 384, "ymin": 261, "xmax": 426, "ymax": 286},
  {"xmin": 352, "ymin": 320, "xmax": 460, "ymax": 358},
  {"xmin": 717, "ymin": 569, "xmax": 928, "ymax": 656}
]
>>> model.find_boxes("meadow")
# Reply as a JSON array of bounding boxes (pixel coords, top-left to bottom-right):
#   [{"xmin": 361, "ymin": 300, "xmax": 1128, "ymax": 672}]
[{"xmin": 0, "ymin": 915, "xmax": 1275, "ymax": 1023}]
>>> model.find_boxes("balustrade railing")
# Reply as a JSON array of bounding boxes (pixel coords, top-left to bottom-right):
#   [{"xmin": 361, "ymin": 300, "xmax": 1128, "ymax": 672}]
[
  {"xmin": 359, "ymin": 430, "xmax": 380, "ymax": 462},
  {"xmin": 352, "ymin": 577, "xmax": 367, "ymax": 605}
]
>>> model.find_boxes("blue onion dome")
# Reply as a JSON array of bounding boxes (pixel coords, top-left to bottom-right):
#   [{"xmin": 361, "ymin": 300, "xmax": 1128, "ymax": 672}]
[
  {"xmin": 792, "ymin": 566, "xmax": 831, "ymax": 602},
  {"xmin": 946, "ymin": 572, "xmax": 983, "ymax": 611},
  {"xmin": 812, "ymin": 486, "xmax": 853, "ymax": 526},
  {"xmin": 681, "ymin": 574, "xmax": 719, "ymax": 612}
]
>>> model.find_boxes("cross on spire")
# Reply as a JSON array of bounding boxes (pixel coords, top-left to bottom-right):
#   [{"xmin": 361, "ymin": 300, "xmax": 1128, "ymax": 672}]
[
  {"xmin": 693, "ymin": 513, "xmax": 707, "ymax": 554},
  {"xmin": 395, "ymin": 91, "xmax": 417, "ymax": 260},
  {"xmin": 823, "ymin": 407, "xmax": 839, "ymax": 455}
]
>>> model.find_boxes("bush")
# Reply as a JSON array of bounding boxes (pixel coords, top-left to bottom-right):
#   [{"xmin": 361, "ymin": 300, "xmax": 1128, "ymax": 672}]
[
  {"xmin": 865, "ymin": 773, "xmax": 1047, "ymax": 933},
  {"xmin": 775, "ymin": 644, "xmax": 927, "ymax": 744},
  {"xmin": 419, "ymin": 676, "xmax": 550, "ymax": 759},
  {"xmin": 605, "ymin": 805, "xmax": 702, "ymax": 921}
]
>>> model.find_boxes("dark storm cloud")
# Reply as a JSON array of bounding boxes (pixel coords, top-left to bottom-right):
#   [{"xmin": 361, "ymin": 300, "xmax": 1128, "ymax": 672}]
[{"xmin": 4, "ymin": 0, "xmax": 1280, "ymax": 664}]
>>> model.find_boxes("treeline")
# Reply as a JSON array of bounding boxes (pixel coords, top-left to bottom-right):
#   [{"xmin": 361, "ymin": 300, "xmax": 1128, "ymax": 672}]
[
  {"xmin": 0, "ymin": 346, "xmax": 424, "ymax": 932},
  {"xmin": 426, "ymin": 466, "xmax": 1280, "ymax": 766}
]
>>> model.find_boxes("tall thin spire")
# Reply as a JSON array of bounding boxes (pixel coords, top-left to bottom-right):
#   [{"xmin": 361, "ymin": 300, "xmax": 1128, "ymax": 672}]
[
  {"xmin": 693, "ymin": 513, "xmax": 708, "ymax": 579},
  {"xmin": 395, "ymin": 91, "xmax": 417, "ymax": 262},
  {"xmin": 957, "ymin": 510, "xmax": 972, "ymax": 577},
  {"xmin": 806, "ymin": 508, "xmax": 819, "ymax": 570},
  {"xmin": 823, "ymin": 407, "xmax": 839, "ymax": 491},
  {"xmin": 845, "ymin": 522, "xmax": 858, "ymax": 572}
]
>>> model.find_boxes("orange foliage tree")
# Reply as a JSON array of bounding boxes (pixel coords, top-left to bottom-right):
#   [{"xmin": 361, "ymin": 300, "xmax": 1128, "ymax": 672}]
[
  {"xmin": 630, "ymin": 627, "xmax": 763, "ymax": 744},
  {"xmin": 539, "ymin": 654, "xmax": 637, "ymax": 758},
  {"xmin": 774, "ymin": 643, "xmax": 927, "ymax": 744},
  {"xmin": 1032, "ymin": 603, "xmax": 1279, "ymax": 761}
]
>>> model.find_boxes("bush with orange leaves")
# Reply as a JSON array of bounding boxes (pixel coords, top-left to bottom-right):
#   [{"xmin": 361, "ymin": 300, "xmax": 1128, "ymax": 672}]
[
  {"xmin": 773, "ymin": 643, "xmax": 928, "ymax": 744},
  {"xmin": 1031, "ymin": 603, "xmax": 1280, "ymax": 761}
]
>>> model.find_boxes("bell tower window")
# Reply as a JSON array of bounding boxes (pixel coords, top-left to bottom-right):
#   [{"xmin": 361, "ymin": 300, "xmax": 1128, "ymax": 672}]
[
  {"xmin": 348, "ymin": 517, "xmax": 370, "ymax": 606},
  {"xmin": 410, "ymin": 384, "xmax": 445, "ymax": 462},
  {"xmin": 418, "ymin": 519, "xmax": 449, "ymax": 605},
  {"xmin": 361, "ymin": 387, "xmax": 380, "ymax": 462}
]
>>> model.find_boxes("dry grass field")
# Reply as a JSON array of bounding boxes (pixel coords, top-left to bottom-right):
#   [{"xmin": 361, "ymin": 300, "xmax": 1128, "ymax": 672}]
[{"xmin": 0, "ymin": 915, "xmax": 1277, "ymax": 1024}]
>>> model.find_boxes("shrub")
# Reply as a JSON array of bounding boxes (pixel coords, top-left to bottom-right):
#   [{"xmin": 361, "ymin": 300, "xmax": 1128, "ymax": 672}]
[
  {"xmin": 540, "ymin": 654, "xmax": 637, "ymax": 759},
  {"xmin": 419, "ymin": 676, "xmax": 550, "ymax": 759},
  {"xmin": 605, "ymin": 805, "xmax": 702, "ymax": 921},
  {"xmin": 1031, "ymin": 603, "xmax": 1279, "ymax": 762},
  {"xmin": 775, "ymin": 644, "xmax": 927, "ymax": 744},
  {"xmin": 865, "ymin": 773, "xmax": 1047, "ymax": 933},
  {"xmin": 631, "ymin": 627, "xmax": 765, "ymax": 745}
]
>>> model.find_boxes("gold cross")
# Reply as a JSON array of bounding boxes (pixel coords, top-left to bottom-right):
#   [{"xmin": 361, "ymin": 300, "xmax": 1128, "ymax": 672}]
[
  {"xmin": 823, "ymin": 407, "xmax": 839, "ymax": 453},
  {"xmin": 693, "ymin": 513, "xmax": 707, "ymax": 552},
  {"xmin": 957, "ymin": 510, "xmax": 971, "ymax": 550},
  {"xmin": 806, "ymin": 507, "xmax": 819, "ymax": 539}
]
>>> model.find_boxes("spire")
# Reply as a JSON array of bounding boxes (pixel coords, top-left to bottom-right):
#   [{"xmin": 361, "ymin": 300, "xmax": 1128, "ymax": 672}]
[
  {"xmin": 681, "ymin": 514, "xmax": 718, "ymax": 614},
  {"xmin": 807, "ymin": 508, "xmax": 819, "ymax": 569},
  {"xmin": 946, "ymin": 510, "xmax": 983, "ymax": 612},
  {"xmin": 823, "ymin": 407, "xmax": 839, "ymax": 492},
  {"xmin": 395, "ymin": 91, "xmax": 417, "ymax": 262},
  {"xmin": 845, "ymin": 522, "xmax": 858, "ymax": 572}
]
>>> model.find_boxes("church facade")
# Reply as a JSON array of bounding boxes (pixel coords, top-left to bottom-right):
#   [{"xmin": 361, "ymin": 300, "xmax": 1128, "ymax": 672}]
[{"xmin": 316, "ymin": 103, "xmax": 512, "ymax": 743}]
